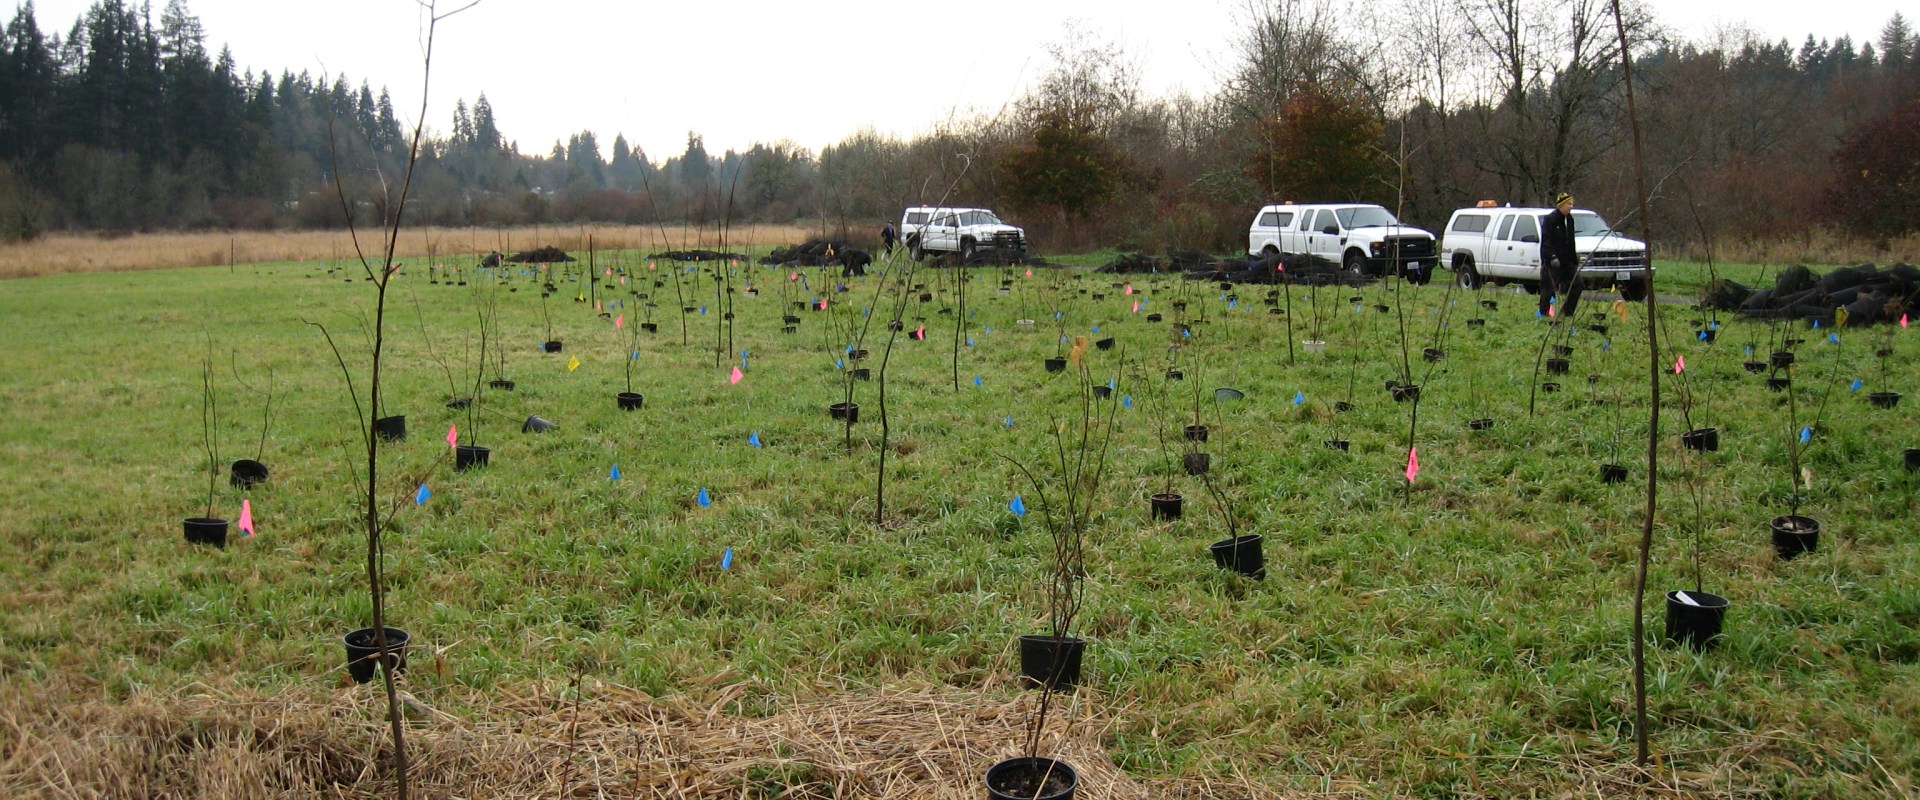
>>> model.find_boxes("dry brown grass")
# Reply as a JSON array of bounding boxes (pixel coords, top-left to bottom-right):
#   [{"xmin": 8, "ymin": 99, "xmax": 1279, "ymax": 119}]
[
  {"xmin": 0, "ymin": 676, "xmax": 1339, "ymax": 799},
  {"xmin": 0, "ymin": 224, "xmax": 823, "ymax": 280}
]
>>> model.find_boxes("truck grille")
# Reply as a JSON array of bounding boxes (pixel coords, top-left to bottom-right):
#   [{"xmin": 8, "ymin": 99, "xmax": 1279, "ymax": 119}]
[
  {"xmin": 1587, "ymin": 249, "xmax": 1646, "ymax": 269},
  {"xmin": 1382, "ymin": 236, "xmax": 1434, "ymax": 259},
  {"xmin": 988, "ymin": 232, "xmax": 1025, "ymax": 250}
]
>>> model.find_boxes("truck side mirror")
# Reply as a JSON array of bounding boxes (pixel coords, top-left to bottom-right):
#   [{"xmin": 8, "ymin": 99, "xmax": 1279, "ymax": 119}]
[
  {"xmin": 1520, "ymin": 234, "xmax": 1540, "ymax": 244},
  {"xmin": 1321, "ymin": 225, "xmax": 1339, "ymax": 235}
]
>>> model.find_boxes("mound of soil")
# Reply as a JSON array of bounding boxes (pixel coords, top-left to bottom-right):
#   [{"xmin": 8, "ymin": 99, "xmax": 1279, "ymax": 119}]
[
  {"xmin": 504, "ymin": 246, "xmax": 575, "ymax": 264},
  {"xmin": 651, "ymin": 249, "xmax": 747, "ymax": 262}
]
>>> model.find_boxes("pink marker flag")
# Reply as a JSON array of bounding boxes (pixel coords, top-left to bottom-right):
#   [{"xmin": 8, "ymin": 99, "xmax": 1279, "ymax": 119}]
[
  {"xmin": 1547, "ymin": 304, "xmax": 1556, "ymax": 318},
  {"xmin": 238, "ymin": 499, "xmax": 255, "ymax": 537},
  {"xmin": 1674, "ymin": 355, "xmax": 1686, "ymax": 374},
  {"xmin": 1024, "ymin": 268, "xmax": 1034, "ymax": 277},
  {"xmin": 594, "ymin": 300, "xmax": 601, "ymax": 311},
  {"xmin": 817, "ymin": 299, "xmax": 828, "ymax": 310},
  {"xmin": 620, "ymin": 275, "xmax": 628, "ymax": 285},
  {"xmin": 1903, "ymin": 313, "xmax": 1910, "ymax": 329},
  {"xmin": 1405, "ymin": 447, "xmax": 1420, "ymax": 482},
  {"xmin": 446, "ymin": 424, "xmax": 458, "ymax": 449},
  {"xmin": 730, "ymin": 365, "xmax": 744, "ymax": 384},
  {"xmin": 648, "ymin": 261, "xmax": 656, "ymax": 270},
  {"xmin": 614, "ymin": 314, "xmax": 624, "ymax": 329},
  {"xmin": 1124, "ymin": 284, "xmax": 1134, "ymax": 295},
  {"xmin": 605, "ymin": 267, "xmax": 612, "ymax": 276},
  {"xmin": 1132, "ymin": 300, "xmax": 1141, "ymax": 313},
  {"xmin": 789, "ymin": 271, "xmax": 799, "ymax": 281}
]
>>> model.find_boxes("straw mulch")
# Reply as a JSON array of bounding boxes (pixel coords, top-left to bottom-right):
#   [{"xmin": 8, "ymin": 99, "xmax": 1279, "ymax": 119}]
[{"xmin": 0, "ymin": 677, "xmax": 1312, "ymax": 799}]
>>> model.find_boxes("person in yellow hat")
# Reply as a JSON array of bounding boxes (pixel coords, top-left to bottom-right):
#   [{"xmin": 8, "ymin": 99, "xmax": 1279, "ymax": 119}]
[{"xmin": 1539, "ymin": 192, "xmax": 1581, "ymax": 319}]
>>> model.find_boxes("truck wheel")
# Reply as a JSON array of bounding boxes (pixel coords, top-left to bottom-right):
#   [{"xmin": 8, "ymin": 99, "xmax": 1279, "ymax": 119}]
[
  {"xmin": 1342, "ymin": 252, "xmax": 1368, "ymax": 279},
  {"xmin": 1407, "ymin": 264, "xmax": 1432, "ymax": 285},
  {"xmin": 960, "ymin": 239, "xmax": 976, "ymax": 263},
  {"xmin": 908, "ymin": 237, "xmax": 924, "ymax": 262},
  {"xmin": 1619, "ymin": 278, "xmax": 1647, "ymax": 301},
  {"xmin": 1454, "ymin": 258, "xmax": 1482, "ymax": 290},
  {"xmin": 1261, "ymin": 245, "xmax": 1279, "ymax": 259}
]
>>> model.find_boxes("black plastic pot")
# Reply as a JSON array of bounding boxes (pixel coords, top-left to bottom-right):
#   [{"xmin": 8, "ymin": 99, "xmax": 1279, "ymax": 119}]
[
  {"xmin": 1869, "ymin": 391, "xmax": 1902, "ymax": 409},
  {"xmin": 1209, "ymin": 534, "xmax": 1265, "ymax": 580},
  {"xmin": 1770, "ymin": 514, "xmax": 1820, "ymax": 560},
  {"xmin": 522, "ymin": 415, "xmax": 557, "ymax": 433},
  {"xmin": 1183, "ymin": 452, "xmax": 1211, "ymax": 475},
  {"xmin": 1480, "ymin": 299, "xmax": 1499, "ymax": 310},
  {"xmin": 183, "ymin": 517, "xmax": 227, "ymax": 548},
  {"xmin": 373, "ymin": 415, "xmax": 407, "ymax": 442},
  {"xmin": 1551, "ymin": 344, "xmax": 1574, "ymax": 357},
  {"xmin": 1766, "ymin": 377, "xmax": 1791, "ymax": 392},
  {"xmin": 1743, "ymin": 360, "xmax": 1766, "ymax": 373},
  {"xmin": 1680, "ymin": 427, "xmax": 1719, "ymax": 452},
  {"xmin": 1467, "ymin": 418, "xmax": 1494, "ymax": 431},
  {"xmin": 1334, "ymin": 401, "xmax": 1354, "ymax": 413},
  {"xmin": 542, "ymin": 340, "xmax": 564, "ymax": 353},
  {"xmin": 1391, "ymin": 384, "xmax": 1421, "ymax": 403},
  {"xmin": 1183, "ymin": 424, "xmax": 1210, "ymax": 443},
  {"xmin": 343, "ymin": 626, "xmax": 410, "ymax": 684},
  {"xmin": 1588, "ymin": 324, "xmax": 1608, "ymax": 335},
  {"xmin": 1541, "ymin": 382, "xmax": 1561, "ymax": 393},
  {"xmin": 229, "ymin": 459, "xmax": 269, "ymax": 489},
  {"xmin": 1146, "ymin": 313, "xmax": 1163, "ymax": 322},
  {"xmin": 1018, "ymin": 634, "xmax": 1085, "ymax": 690},
  {"xmin": 1545, "ymin": 357, "xmax": 1570, "ymax": 375},
  {"xmin": 851, "ymin": 349, "xmax": 870, "ymax": 360},
  {"xmin": 1325, "ymin": 438, "xmax": 1349, "ymax": 451},
  {"xmin": 1467, "ymin": 318, "xmax": 1486, "ymax": 328},
  {"xmin": 1150, "ymin": 492, "xmax": 1183, "ymax": 520},
  {"xmin": 1165, "ymin": 369, "xmax": 1183, "ymax": 381},
  {"xmin": 986, "ymin": 756, "xmax": 1079, "ymax": 800},
  {"xmin": 782, "ymin": 314, "xmax": 801, "ymax": 324},
  {"xmin": 455, "ymin": 444, "xmax": 490, "ymax": 471},
  {"xmin": 1374, "ymin": 304, "xmax": 1390, "ymax": 313},
  {"xmin": 641, "ymin": 322, "xmax": 658, "ymax": 333},
  {"xmin": 1091, "ymin": 385, "xmax": 1112, "ymax": 399},
  {"xmin": 445, "ymin": 396, "xmax": 472, "ymax": 410},
  {"xmin": 1769, "ymin": 350, "xmax": 1795, "ymax": 368},
  {"xmin": 489, "ymin": 378, "xmax": 516, "ymax": 390},
  {"xmin": 1664, "ymin": 590, "xmax": 1730, "ymax": 651},
  {"xmin": 829, "ymin": 402, "xmax": 859, "ymax": 423},
  {"xmin": 617, "ymin": 392, "xmax": 644, "ymax": 410},
  {"xmin": 1423, "ymin": 348, "xmax": 1446, "ymax": 362},
  {"xmin": 1907, "ymin": 448, "xmax": 1920, "ymax": 472},
  {"xmin": 1600, "ymin": 463, "xmax": 1628, "ymax": 483},
  {"xmin": 1095, "ymin": 337, "xmax": 1116, "ymax": 351}
]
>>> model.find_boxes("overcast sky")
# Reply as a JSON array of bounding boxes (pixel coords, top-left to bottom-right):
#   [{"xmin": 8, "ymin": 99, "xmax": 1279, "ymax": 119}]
[{"xmin": 20, "ymin": 0, "xmax": 1913, "ymax": 161}]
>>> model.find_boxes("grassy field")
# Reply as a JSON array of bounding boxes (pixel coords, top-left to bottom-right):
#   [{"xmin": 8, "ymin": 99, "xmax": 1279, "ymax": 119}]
[{"xmin": 0, "ymin": 248, "xmax": 1915, "ymax": 798}]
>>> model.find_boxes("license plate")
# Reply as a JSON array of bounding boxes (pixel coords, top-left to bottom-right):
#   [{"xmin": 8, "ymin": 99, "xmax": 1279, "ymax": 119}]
[{"xmin": 1616, "ymin": 271, "xmax": 1630, "ymax": 280}]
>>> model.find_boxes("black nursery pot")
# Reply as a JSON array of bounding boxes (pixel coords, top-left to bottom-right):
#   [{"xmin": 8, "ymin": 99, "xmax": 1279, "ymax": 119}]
[
  {"xmin": 229, "ymin": 459, "xmax": 269, "ymax": 489},
  {"xmin": 542, "ymin": 340, "xmax": 564, "ymax": 353},
  {"xmin": 828, "ymin": 402, "xmax": 859, "ymax": 423},
  {"xmin": 1165, "ymin": 369, "xmax": 1183, "ymax": 380},
  {"xmin": 1333, "ymin": 401, "xmax": 1354, "ymax": 413},
  {"xmin": 373, "ymin": 415, "xmax": 407, "ymax": 442},
  {"xmin": 1150, "ymin": 492, "xmax": 1183, "ymax": 520},
  {"xmin": 1600, "ymin": 463, "xmax": 1629, "ymax": 483},
  {"xmin": 1680, "ymin": 427, "xmax": 1720, "ymax": 452},
  {"xmin": 616, "ymin": 391, "xmax": 644, "ymax": 410},
  {"xmin": 489, "ymin": 378, "xmax": 516, "ymax": 390},
  {"xmin": 1766, "ymin": 377, "xmax": 1791, "ymax": 392},
  {"xmin": 1906, "ymin": 448, "xmax": 1920, "ymax": 472},
  {"xmin": 1043, "ymin": 357, "xmax": 1067, "ymax": 373},
  {"xmin": 522, "ymin": 415, "xmax": 557, "ymax": 434},
  {"xmin": 1770, "ymin": 514, "xmax": 1821, "ymax": 560},
  {"xmin": 1545, "ymin": 357, "xmax": 1570, "ymax": 375},
  {"xmin": 985, "ymin": 756, "xmax": 1079, "ymax": 800},
  {"xmin": 1423, "ymin": 348, "xmax": 1446, "ymax": 362},
  {"xmin": 1467, "ymin": 318, "xmax": 1487, "ymax": 328},
  {"xmin": 342, "ymin": 626, "xmax": 410, "ymax": 684},
  {"xmin": 1146, "ymin": 313, "xmax": 1163, "ymax": 322},
  {"xmin": 1468, "ymin": 418, "xmax": 1495, "ymax": 431},
  {"xmin": 1391, "ymin": 384, "xmax": 1421, "ymax": 403},
  {"xmin": 850, "ymin": 367, "xmax": 872, "ymax": 380},
  {"xmin": 1663, "ymin": 590, "xmax": 1730, "ymax": 651},
  {"xmin": 1869, "ymin": 391, "xmax": 1902, "ymax": 409},
  {"xmin": 1325, "ymin": 438, "xmax": 1350, "ymax": 451},
  {"xmin": 1018, "ymin": 634, "xmax": 1085, "ymax": 690},
  {"xmin": 640, "ymin": 322, "xmax": 658, "ymax": 333},
  {"xmin": 1183, "ymin": 424, "xmax": 1210, "ymax": 443},
  {"xmin": 1095, "ymin": 337, "xmax": 1116, "ymax": 351},
  {"xmin": 1183, "ymin": 452, "xmax": 1211, "ymax": 475},
  {"xmin": 1541, "ymin": 382, "xmax": 1561, "ymax": 393},
  {"xmin": 1743, "ymin": 360, "xmax": 1766, "ymax": 373},
  {"xmin": 1091, "ymin": 385, "xmax": 1113, "ymax": 399},
  {"xmin": 1551, "ymin": 344, "xmax": 1573, "ymax": 357},
  {"xmin": 454, "ymin": 444, "xmax": 490, "ymax": 471},
  {"xmin": 1480, "ymin": 299, "xmax": 1499, "ymax": 310},
  {"xmin": 183, "ymin": 517, "xmax": 228, "ymax": 549},
  {"xmin": 1209, "ymin": 534, "xmax": 1265, "ymax": 580},
  {"xmin": 1769, "ymin": 350, "xmax": 1795, "ymax": 368}
]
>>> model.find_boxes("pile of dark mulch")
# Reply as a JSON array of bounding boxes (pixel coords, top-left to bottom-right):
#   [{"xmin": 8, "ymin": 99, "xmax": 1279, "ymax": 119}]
[
  {"xmin": 1095, "ymin": 250, "xmax": 1241, "ymax": 274},
  {"xmin": 650, "ymin": 249, "xmax": 747, "ymax": 262},
  {"xmin": 1703, "ymin": 263, "xmax": 1918, "ymax": 326},
  {"xmin": 504, "ymin": 246, "xmax": 575, "ymax": 263},
  {"xmin": 760, "ymin": 240, "xmax": 873, "ymax": 275},
  {"xmin": 1185, "ymin": 251, "xmax": 1361, "ymax": 286}
]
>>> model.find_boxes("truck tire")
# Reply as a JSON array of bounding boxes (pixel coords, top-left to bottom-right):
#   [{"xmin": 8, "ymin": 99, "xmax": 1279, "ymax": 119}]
[
  {"xmin": 1407, "ymin": 263, "xmax": 1432, "ymax": 285},
  {"xmin": 1342, "ymin": 251, "xmax": 1369, "ymax": 279},
  {"xmin": 960, "ymin": 239, "xmax": 976, "ymax": 263},
  {"xmin": 1619, "ymin": 278, "xmax": 1647, "ymax": 301},
  {"xmin": 907, "ymin": 237, "xmax": 924, "ymax": 262},
  {"xmin": 1454, "ymin": 256, "xmax": 1482, "ymax": 290},
  {"xmin": 1260, "ymin": 244, "xmax": 1279, "ymax": 258}
]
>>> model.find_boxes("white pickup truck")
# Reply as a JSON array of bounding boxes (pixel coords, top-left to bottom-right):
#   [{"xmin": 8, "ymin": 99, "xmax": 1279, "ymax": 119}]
[
  {"xmin": 1439, "ymin": 204, "xmax": 1650, "ymax": 300},
  {"xmin": 900, "ymin": 206, "xmax": 1028, "ymax": 262},
  {"xmin": 1245, "ymin": 203, "xmax": 1439, "ymax": 283}
]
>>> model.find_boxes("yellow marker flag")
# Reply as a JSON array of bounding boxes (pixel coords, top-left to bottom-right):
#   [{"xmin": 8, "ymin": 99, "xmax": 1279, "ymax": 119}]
[
  {"xmin": 1067, "ymin": 336, "xmax": 1089, "ymax": 367},
  {"xmin": 566, "ymin": 355, "xmax": 581, "ymax": 372},
  {"xmin": 1613, "ymin": 299, "xmax": 1629, "ymax": 322},
  {"xmin": 1834, "ymin": 306, "xmax": 1849, "ymax": 328}
]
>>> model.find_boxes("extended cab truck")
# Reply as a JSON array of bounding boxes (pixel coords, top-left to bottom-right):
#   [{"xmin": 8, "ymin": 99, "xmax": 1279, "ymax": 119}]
[
  {"xmin": 1440, "ymin": 204, "xmax": 1650, "ymax": 300},
  {"xmin": 900, "ymin": 206, "xmax": 1028, "ymax": 262},
  {"xmin": 1245, "ymin": 203, "xmax": 1439, "ymax": 284}
]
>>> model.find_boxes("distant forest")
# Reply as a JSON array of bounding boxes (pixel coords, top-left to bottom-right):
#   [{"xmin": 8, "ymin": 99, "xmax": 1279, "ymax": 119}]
[{"xmin": 2, "ymin": 0, "xmax": 1917, "ymax": 255}]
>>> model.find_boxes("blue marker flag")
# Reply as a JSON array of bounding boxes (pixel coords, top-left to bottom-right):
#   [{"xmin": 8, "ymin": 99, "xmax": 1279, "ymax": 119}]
[
  {"xmin": 973, "ymin": 375, "xmax": 983, "ymax": 386},
  {"xmin": 610, "ymin": 464, "xmax": 621, "ymax": 480},
  {"xmin": 1004, "ymin": 415, "xmax": 1013, "ymax": 428},
  {"xmin": 1829, "ymin": 333, "xmax": 1839, "ymax": 344},
  {"xmin": 1123, "ymin": 395, "xmax": 1132, "ymax": 408},
  {"xmin": 966, "ymin": 337, "xmax": 975, "ymax": 347},
  {"xmin": 1293, "ymin": 391, "xmax": 1305, "ymax": 406},
  {"xmin": 1851, "ymin": 378, "xmax": 1863, "ymax": 391},
  {"xmin": 1054, "ymin": 311, "xmax": 1063, "ymax": 320},
  {"xmin": 1699, "ymin": 331, "xmax": 1708, "ymax": 341},
  {"xmin": 1800, "ymin": 426, "xmax": 1812, "ymax": 443},
  {"xmin": 1813, "ymin": 319, "xmax": 1820, "ymax": 329},
  {"xmin": 631, "ymin": 351, "xmax": 640, "ymax": 359},
  {"xmin": 1092, "ymin": 325, "xmax": 1100, "ymax": 333},
  {"xmin": 1009, "ymin": 495, "xmax": 1026, "ymax": 516},
  {"xmin": 836, "ymin": 358, "xmax": 844, "ymax": 369},
  {"xmin": 721, "ymin": 547, "xmax": 733, "ymax": 570},
  {"xmin": 414, "ymin": 483, "xmax": 430, "ymax": 505},
  {"xmin": 697, "ymin": 487, "xmax": 711, "ymax": 508},
  {"xmin": 1602, "ymin": 340, "xmax": 1611, "ymax": 351},
  {"xmin": 749, "ymin": 431, "xmax": 762, "ymax": 447},
  {"xmin": 1746, "ymin": 345, "xmax": 1754, "ymax": 356}
]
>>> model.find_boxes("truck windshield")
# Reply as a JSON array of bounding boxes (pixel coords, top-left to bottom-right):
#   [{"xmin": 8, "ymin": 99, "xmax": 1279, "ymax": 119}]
[
  {"xmin": 957, "ymin": 210, "xmax": 1003, "ymax": 226},
  {"xmin": 1572, "ymin": 211, "xmax": 1612, "ymax": 236},
  {"xmin": 1338, "ymin": 206, "xmax": 1400, "ymax": 228}
]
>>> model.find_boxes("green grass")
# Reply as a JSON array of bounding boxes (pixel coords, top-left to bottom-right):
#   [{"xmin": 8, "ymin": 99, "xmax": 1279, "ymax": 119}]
[{"xmin": 0, "ymin": 251, "xmax": 1915, "ymax": 797}]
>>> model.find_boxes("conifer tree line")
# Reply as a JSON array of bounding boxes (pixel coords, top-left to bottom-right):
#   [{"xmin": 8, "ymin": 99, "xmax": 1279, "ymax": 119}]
[{"xmin": 2, "ymin": 0, "xmax": 1916, "ymax": 253}]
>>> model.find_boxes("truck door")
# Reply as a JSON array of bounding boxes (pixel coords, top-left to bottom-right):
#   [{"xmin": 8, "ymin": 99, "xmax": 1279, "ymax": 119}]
[
  {"xmin": 930, "ymin": 213, "xmax": 958, "ymax": 251},
  {"xmin": 1308, "ymin": 209, "xmax": 1341, "ymax": 262},
  {"xmin": 1501, "ymin": 213, "xmax": 1540, "ymax": 271}
]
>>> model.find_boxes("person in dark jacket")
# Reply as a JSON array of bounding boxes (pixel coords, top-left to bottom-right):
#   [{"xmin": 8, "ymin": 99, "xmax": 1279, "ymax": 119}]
[
  {"xmin": 880, "ymin": 222, "xmax": 897, "ymax": 255},
  {"xmin": 1539, "ymin": 192, "xmax": 1581, "ymax": 319}
]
